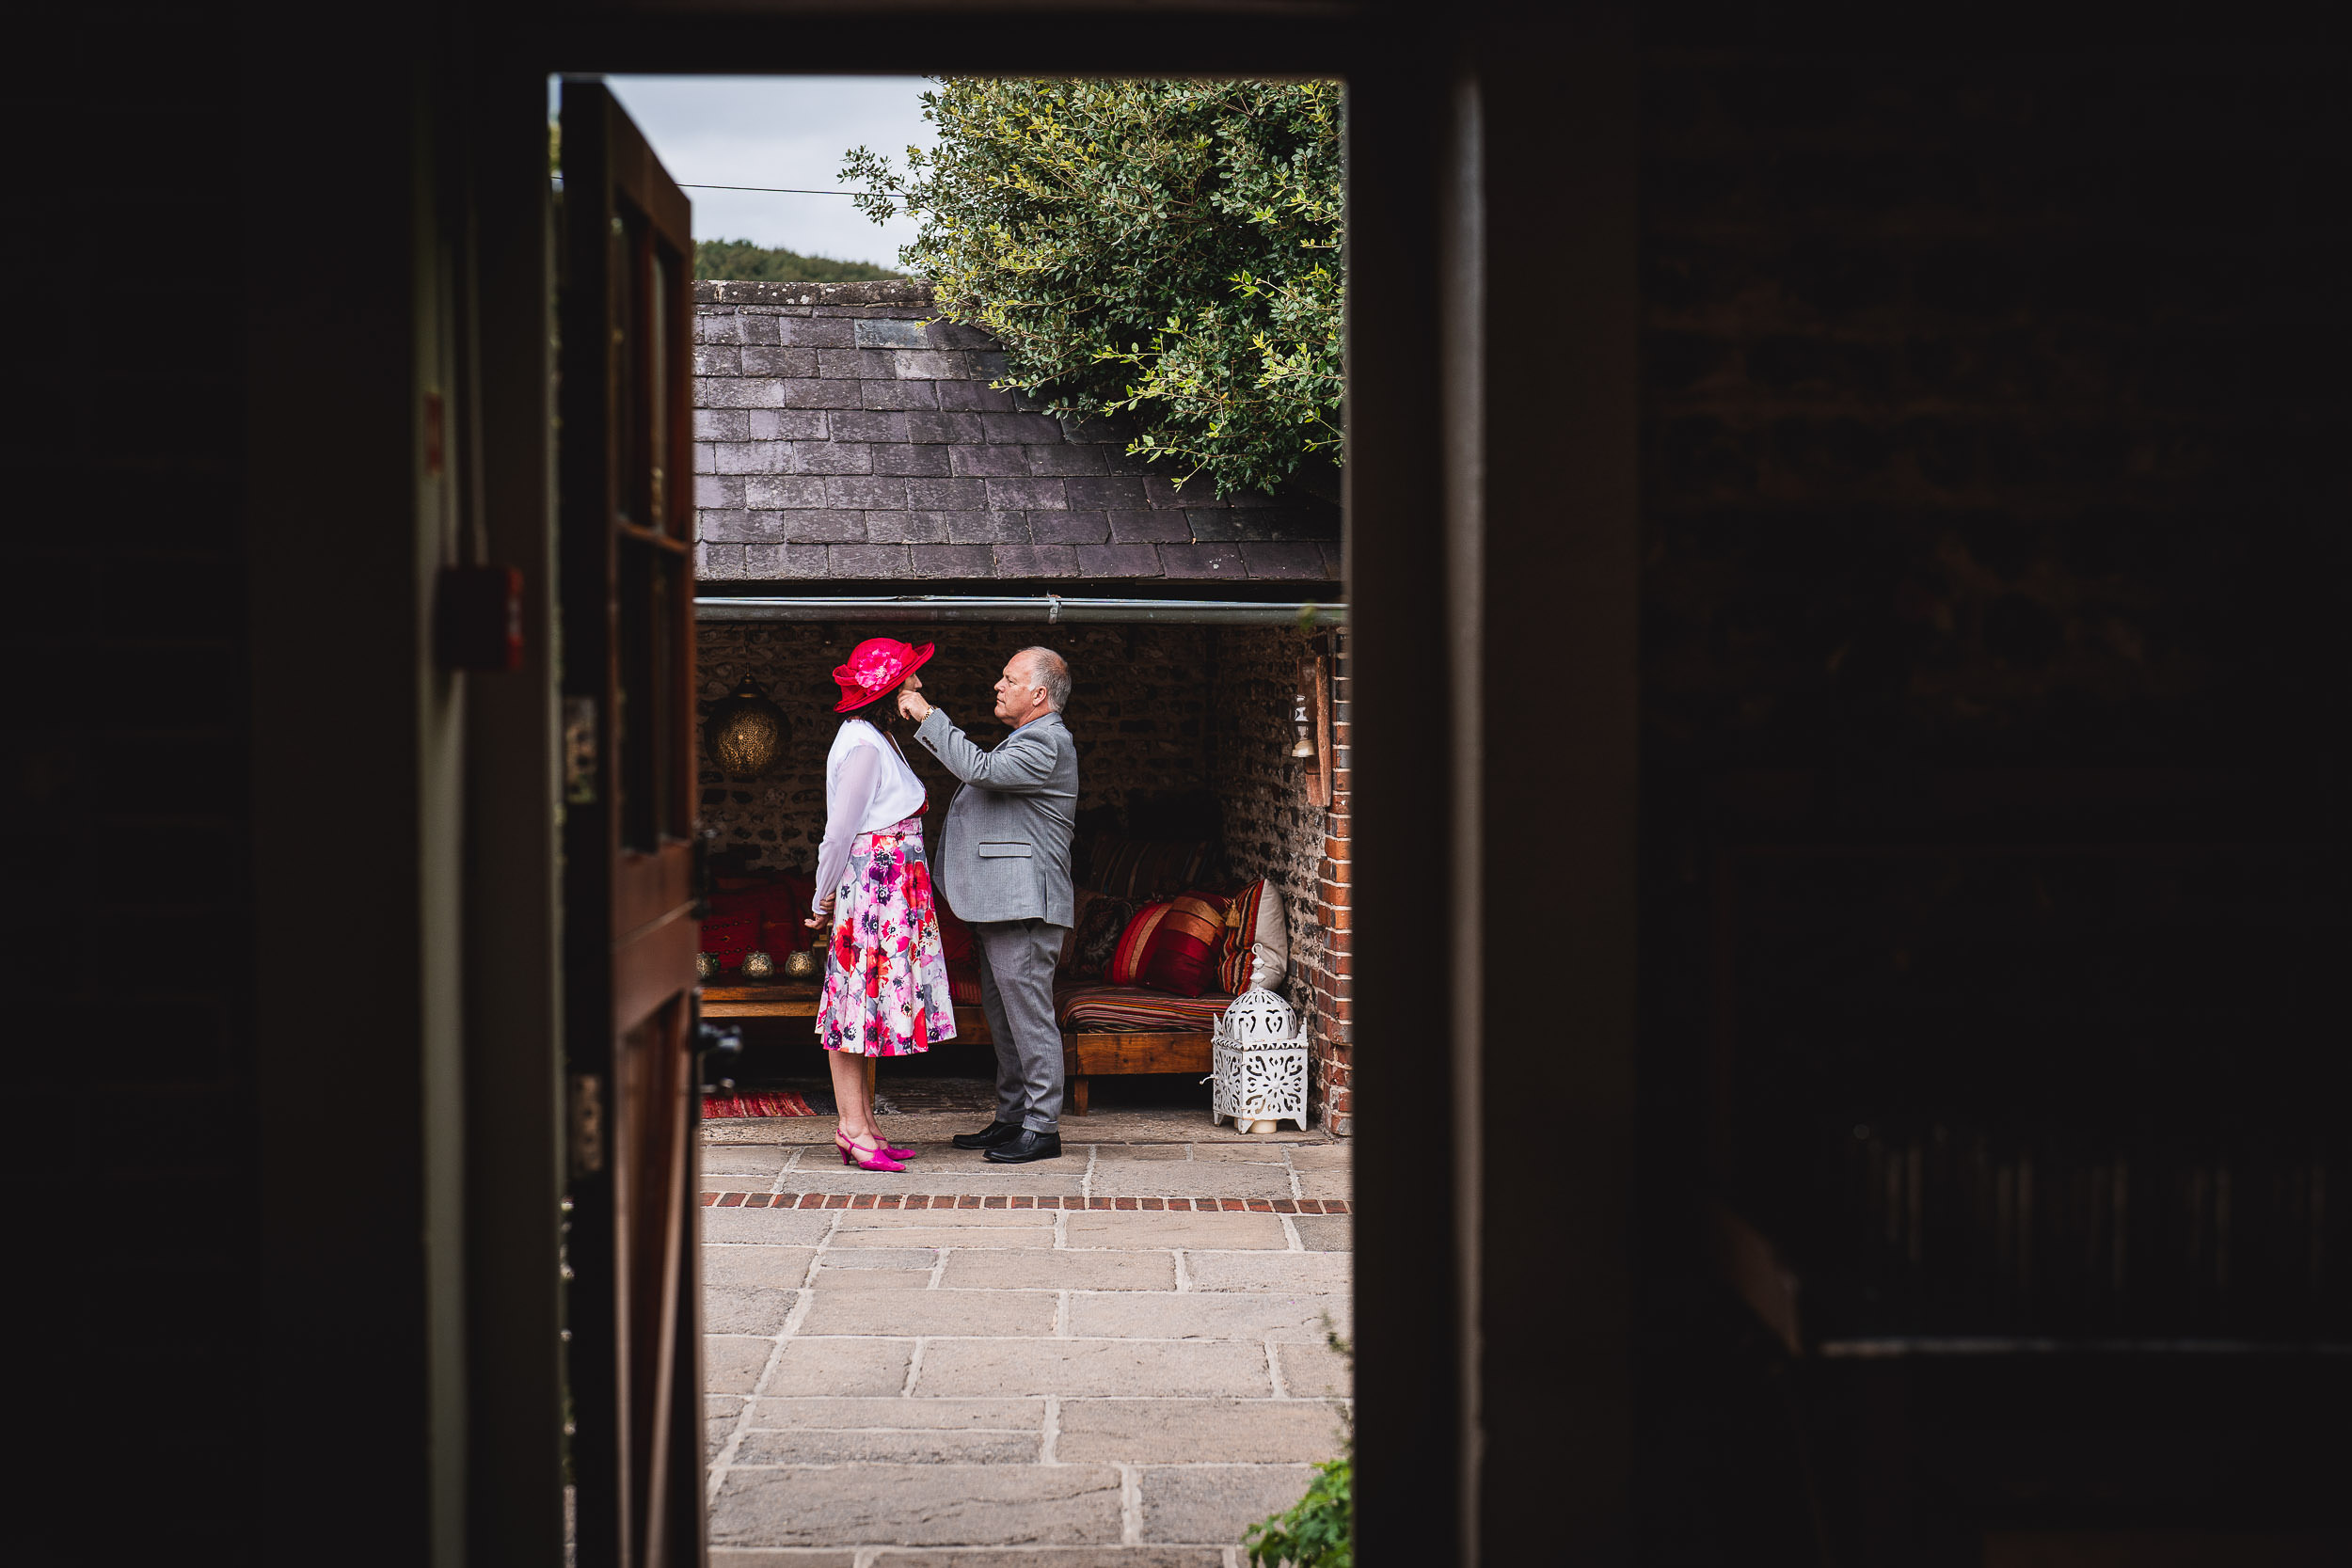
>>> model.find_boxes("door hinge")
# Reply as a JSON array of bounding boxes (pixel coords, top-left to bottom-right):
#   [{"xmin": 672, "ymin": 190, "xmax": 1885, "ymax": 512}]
[{"xmin": 568, "ymin": 1072, "xmax": 606, "ymax": 1175}]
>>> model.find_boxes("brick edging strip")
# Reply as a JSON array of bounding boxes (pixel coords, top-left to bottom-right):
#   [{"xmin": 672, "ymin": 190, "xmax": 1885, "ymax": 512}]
[{"xmin": 702, "ymin": 1192, "xmax": 1351, "ymax": 1213}]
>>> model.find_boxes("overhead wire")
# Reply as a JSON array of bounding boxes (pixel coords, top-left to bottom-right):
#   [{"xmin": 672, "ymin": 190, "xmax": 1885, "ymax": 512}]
[{"xmin": 679, "ymin": 183, "xmax": 869, "ymax": 196}]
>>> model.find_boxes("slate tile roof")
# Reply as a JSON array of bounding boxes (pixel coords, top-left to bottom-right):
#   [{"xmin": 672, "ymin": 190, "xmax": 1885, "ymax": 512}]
[{"xmin": 693, "ymin": 280, "xmax": 1342, "ymax": 588}]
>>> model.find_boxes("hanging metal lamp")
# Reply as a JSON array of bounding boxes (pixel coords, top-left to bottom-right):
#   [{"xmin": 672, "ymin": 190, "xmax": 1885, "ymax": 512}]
[{"xmin": 703, "ymin": 678, "xmax": 789, "ymax": 778}]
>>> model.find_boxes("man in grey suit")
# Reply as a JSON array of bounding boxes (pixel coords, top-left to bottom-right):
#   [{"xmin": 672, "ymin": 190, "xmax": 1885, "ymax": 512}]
[{"xmin": 899, "ymin": 645, "xmax": 1079, "ymax": 1163}]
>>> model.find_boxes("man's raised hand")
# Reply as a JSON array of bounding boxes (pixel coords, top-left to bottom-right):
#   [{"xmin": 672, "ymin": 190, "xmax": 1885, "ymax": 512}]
[{"xmin": 898, "ymin": 689, "xmax": 933, "ymax": 722}]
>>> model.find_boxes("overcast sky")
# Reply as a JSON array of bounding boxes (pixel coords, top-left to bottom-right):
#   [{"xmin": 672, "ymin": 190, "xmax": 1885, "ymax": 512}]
[{"xmin": 582, "ymin": 76, "xmax": 937, "ymax": 266}]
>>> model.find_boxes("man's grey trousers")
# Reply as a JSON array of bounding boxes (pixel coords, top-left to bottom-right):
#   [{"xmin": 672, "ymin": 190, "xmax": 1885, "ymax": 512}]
[{"xmin": 971, "ymin": 918, "xmax": 1069, "ymax": 1132}]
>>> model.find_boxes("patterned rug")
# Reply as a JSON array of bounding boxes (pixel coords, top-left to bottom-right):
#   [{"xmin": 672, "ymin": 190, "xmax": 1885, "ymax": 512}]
[{"xmin": 702, "ymin": 1091, "xmax": 819, "ymax": 1118}]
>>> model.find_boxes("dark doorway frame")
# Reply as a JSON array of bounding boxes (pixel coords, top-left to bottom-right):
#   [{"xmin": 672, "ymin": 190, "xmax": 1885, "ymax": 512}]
[{"xmin": 245, "ymin": 7, "xmax": 1638, "ymax": 1564}]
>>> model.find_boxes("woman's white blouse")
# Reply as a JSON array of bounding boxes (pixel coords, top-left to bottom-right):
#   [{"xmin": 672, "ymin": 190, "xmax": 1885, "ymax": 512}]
[{"xmin": 813, "ymin": 719, "xmax": 928, "ymax": 910}]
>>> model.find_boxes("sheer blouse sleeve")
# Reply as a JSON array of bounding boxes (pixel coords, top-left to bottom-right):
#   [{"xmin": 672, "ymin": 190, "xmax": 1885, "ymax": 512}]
[{"xmin": 813, "ymin": 743, "xmax": 882, "ymax": 912}]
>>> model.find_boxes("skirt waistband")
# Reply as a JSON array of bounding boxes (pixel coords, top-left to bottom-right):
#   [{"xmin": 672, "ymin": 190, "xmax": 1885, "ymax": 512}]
[{"xmin": 856, "ymin": 814, "xmax": 927, "ymax": 843}]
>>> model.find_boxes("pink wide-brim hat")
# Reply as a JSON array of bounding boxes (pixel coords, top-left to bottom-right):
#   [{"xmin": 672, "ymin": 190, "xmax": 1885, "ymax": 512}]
[{"xmin": 832, "ymin": 637, "xmax": 936, "ymax": 713}]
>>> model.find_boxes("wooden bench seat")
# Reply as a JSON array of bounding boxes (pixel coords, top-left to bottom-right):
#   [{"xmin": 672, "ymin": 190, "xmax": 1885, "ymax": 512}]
[{"xmin": 700, "ymin": 979, "xmax": 1211, "ymax": 1114}]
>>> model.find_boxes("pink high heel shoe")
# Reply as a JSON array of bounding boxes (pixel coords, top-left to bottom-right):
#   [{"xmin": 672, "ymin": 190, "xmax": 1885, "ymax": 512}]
[{"xmin": 834, "ymin": 1132, "xmax": 906, "ymax": 1173}]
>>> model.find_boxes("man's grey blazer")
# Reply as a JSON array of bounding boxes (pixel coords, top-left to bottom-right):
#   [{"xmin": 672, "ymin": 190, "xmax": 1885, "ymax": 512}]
[{"xmin": 914, "ymin": 708, "xmax": 1079, "ymax": 927}]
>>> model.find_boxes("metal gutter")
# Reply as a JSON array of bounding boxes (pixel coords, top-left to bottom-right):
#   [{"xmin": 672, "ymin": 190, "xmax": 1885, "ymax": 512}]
[{"xmin": 694, "ymin": 594, "xmax": 1345, "ymax": 627}]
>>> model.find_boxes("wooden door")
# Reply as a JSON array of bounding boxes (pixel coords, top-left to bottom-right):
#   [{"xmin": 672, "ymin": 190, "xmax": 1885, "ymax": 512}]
[{"xmin": 559, "ymin": 79, "xmax": 706, "ymax": 1568}]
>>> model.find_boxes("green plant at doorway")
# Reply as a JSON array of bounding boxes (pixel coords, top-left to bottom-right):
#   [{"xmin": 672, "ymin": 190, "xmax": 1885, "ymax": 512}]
[{"xmin": 1244, "ymin": 1327, "xmax": 1354, "ymax": 1567}]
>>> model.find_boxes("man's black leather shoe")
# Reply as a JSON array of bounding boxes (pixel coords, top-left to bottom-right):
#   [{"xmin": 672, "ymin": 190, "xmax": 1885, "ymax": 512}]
[
  {"xmin": 952, "ymin": 1121, "xmax": 1024, "ymax": 1150},
  {"xmin": 982, "ymin": 1129, "xmax": 1063, "ymax": 1164}
]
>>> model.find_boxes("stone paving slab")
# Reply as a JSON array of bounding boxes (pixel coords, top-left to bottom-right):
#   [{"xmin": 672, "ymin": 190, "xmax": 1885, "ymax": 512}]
[
  {"xmin": 830, "ymin": 1226, "xmax": 1055, "ymax": 1251},
  {"xmin": 703, "ymin": 1144, "xmax": 793, "ymax": 1175},
  {"xmin": 1272, "ymin": 1338, "xmax": 1352, "ymax": 1399},
  {"xmin": 1063, "ymin": 1212, "xmax": 1290, "ymax": 1251},
  {"xmin": 1138, "ymin": 1465, "xmax": 1322, "ymax": 1546},
  {"xmin": 734, "ymin": 1427, "xmax": 1041, "ymax": 1465},
  {"xmin": 913, "ymin": 1338, "xmax": 1275, "ymax": 1398},
  {"xmin": 866, "ymin": 1551, "xmax": 1227, "ymax": 1567},
  {"xmin": 703, "ymin": 1209, "xmax": 835, "ymax": 1243},
  {"xmin": 940, "ymin": 1249, "xmax": 1178, "ymax": 1292},
  {"xmin": 1089, "ymin": 1164, "xmax": 1298, "ymax": 1200},
  {"xmin": 1053, "ymin": 1398, "xmax": 1349, "ymax": 1464},
  {"xmin": 810, "ymin": 1259, "xmax": 943, "ymax": 1286},
  {"xmin": 767, "ymin": 1337, "xmax": 913, "ymax": 1396},
  {"xmin": 711, "ymin": 1465, "xmax": 1125, "ymax": 1547},
  {"xmin": 1290, "ymin": 1215, "xmax": 1352, "ymax": 1251},
  {"xmin": 701, "ymin": 1096, "xmax": 1353, "ymax": 1558},
  {"xmin": 705, "ymin": 1285, "xmax": 802, "ymax": 1335},
  {"xmin": 745, "ymin": 1397, "xmax": 1042, "ymax": 1431},
  {"xmin": 1067, "ymin": 1291, "xmax": 1350, "ymax": 1343},
  {"xmin": 800, "ymin": 1290, "xmax": 1057, "ymax": 1338},
  {"xmin": 707, "ymin": 1395, "xmax": 746, "ymax": 1458},
  {"xmin": 1182, "ymin": 1250, "xmax": 1352, "ymax": 1293},
  {"xmin": 708, "ymin": 1336, "xmax": 779, "ymax": 1396}
]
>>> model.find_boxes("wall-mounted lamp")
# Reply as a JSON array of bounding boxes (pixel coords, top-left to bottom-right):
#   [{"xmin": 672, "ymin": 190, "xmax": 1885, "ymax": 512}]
[
  {"xmin": 703, "ymin": 678, "xmax": 789, "ymax": 778},
  {"xmin": 1297, "ymin": 649, "xmax": 1334, "ymax": 810}
]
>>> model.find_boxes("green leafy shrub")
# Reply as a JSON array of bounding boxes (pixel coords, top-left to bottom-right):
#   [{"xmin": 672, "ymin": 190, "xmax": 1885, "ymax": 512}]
[
  {"xmin": 1245, "ymin": 1455, "xmax": 1353, "ymax": 1568},
  {"xmin": 693, "ymin": 239, "xmax": 902, "ymax": 283},
  {"xmin": 842, "ymin": 77, "xmax": 1343, "ymax": 499}
]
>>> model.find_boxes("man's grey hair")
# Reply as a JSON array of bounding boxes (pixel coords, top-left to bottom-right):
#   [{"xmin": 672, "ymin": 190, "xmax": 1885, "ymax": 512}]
[{"xmin": 1017, "ymin": 645, "xmax": 1072, "ymax": 711}]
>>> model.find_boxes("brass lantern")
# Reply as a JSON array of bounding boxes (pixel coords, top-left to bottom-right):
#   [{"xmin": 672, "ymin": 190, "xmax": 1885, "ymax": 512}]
[{"xmin": 704, "ymin": 678, "xmax": 789, "ymax": 778}]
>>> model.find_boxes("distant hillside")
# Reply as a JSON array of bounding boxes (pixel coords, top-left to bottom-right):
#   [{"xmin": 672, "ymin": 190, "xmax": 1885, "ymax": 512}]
[{"xmin": 693, "ymin": 239, "xmax": 903, "ymax": 283}]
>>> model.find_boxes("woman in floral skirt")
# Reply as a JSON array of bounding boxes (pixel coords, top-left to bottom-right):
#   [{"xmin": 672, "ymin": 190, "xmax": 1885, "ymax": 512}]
[{"xmin": 804, "ymin": 637, "xmax": 957, "ymax": 1171}]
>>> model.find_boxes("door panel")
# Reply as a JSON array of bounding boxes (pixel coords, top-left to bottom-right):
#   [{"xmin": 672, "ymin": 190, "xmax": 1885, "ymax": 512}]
[{"xmin": 559, "ymin": 78, "xmax": 705, "ymax": 1568}]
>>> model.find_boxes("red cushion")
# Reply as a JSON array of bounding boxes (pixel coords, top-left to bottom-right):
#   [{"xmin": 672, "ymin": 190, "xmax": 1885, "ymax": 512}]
[
  {"xmin": 706, "ymin": 889, "xmax": 764, "ymax": 920},
  {"xmin": 935, "ymin": 903, "xmax": 975, "ymax": 963},
  {"xmin": 1107, "ymin": 901, "xmax": 1172, "ymax": 987},
  {"xmin": 1138, "ymin": 891, "xmax": 1231, "ymax": 998},
  {"xmin": 946, "ymin": 958, "xmax": 982, "ymax": 1006},
  {"xmin": 698, "ymin": 911, "xmax": 759, "ymax": 958}
]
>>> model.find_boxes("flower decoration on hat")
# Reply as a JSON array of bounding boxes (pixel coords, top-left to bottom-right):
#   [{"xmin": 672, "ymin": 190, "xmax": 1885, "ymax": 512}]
[{"xmin": 833, "ymin": 637, "xmax": 936, "ymax": 713}]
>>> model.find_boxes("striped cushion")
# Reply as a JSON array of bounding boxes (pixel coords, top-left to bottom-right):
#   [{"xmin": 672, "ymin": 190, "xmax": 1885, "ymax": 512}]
[
  {"xmin": 1217, "ymin": 879, "xmax": 1291, "ymax": 993},
  {"xmin": 1139, "ymin": 891, "xmax": 1232, "ymax": 998},
  {"xmin": 1107, "ymin": 902, "xmax": 1172, "ymax": 986},
  {"xmin": 1056, "ymin": 983, "xmax": 1234, "ymax": 1033}
]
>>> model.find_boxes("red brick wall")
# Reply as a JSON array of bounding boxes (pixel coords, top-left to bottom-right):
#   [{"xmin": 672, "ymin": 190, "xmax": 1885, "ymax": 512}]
[{"xmin": 1313, "ymin": 636, "xmax": 1353, "ymax": 1134}]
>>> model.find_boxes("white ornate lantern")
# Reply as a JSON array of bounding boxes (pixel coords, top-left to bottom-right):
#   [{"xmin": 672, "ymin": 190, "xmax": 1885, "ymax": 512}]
[{"xmin": 1209, "ymin": 987, "xmax": 1311, "ymax": 1133}]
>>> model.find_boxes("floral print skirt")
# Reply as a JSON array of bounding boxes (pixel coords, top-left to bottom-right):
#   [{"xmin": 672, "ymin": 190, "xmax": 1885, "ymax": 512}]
[{"xmin": 818, "ymin": 815, "xmax": 957, "ymax": 1057}]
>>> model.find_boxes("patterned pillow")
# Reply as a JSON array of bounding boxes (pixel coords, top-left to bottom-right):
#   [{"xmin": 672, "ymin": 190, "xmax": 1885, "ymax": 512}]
[
  {"xmin": 1066, "ymin": 895, "xmax": 1137, "ymax": 978},
  {"xmin": 1217, "ymin": 879, "xmax": 1291, "ymax": 993},
  {"xmin": 1107, "ymin": 901, "xmax": 1173, "ymax": 987},
  {"xmin": 1140, "ymin": 891, "xmax": 1232, "ymax": 998}
]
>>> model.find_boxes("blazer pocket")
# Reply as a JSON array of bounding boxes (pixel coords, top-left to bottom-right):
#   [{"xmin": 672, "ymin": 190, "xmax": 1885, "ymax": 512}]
[{"xmin": 977, "ymin": 841, "xmax": 1033, "ymax": 859}]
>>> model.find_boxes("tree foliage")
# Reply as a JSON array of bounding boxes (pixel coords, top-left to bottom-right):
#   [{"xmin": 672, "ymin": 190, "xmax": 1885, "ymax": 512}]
[
  {"xmin": 843, "ymin": 78, "xmax": 1343, "ymax": 498},
  {"xmin": 693, "ymin": 238, "xmax": 902, "ymax": 283}
]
